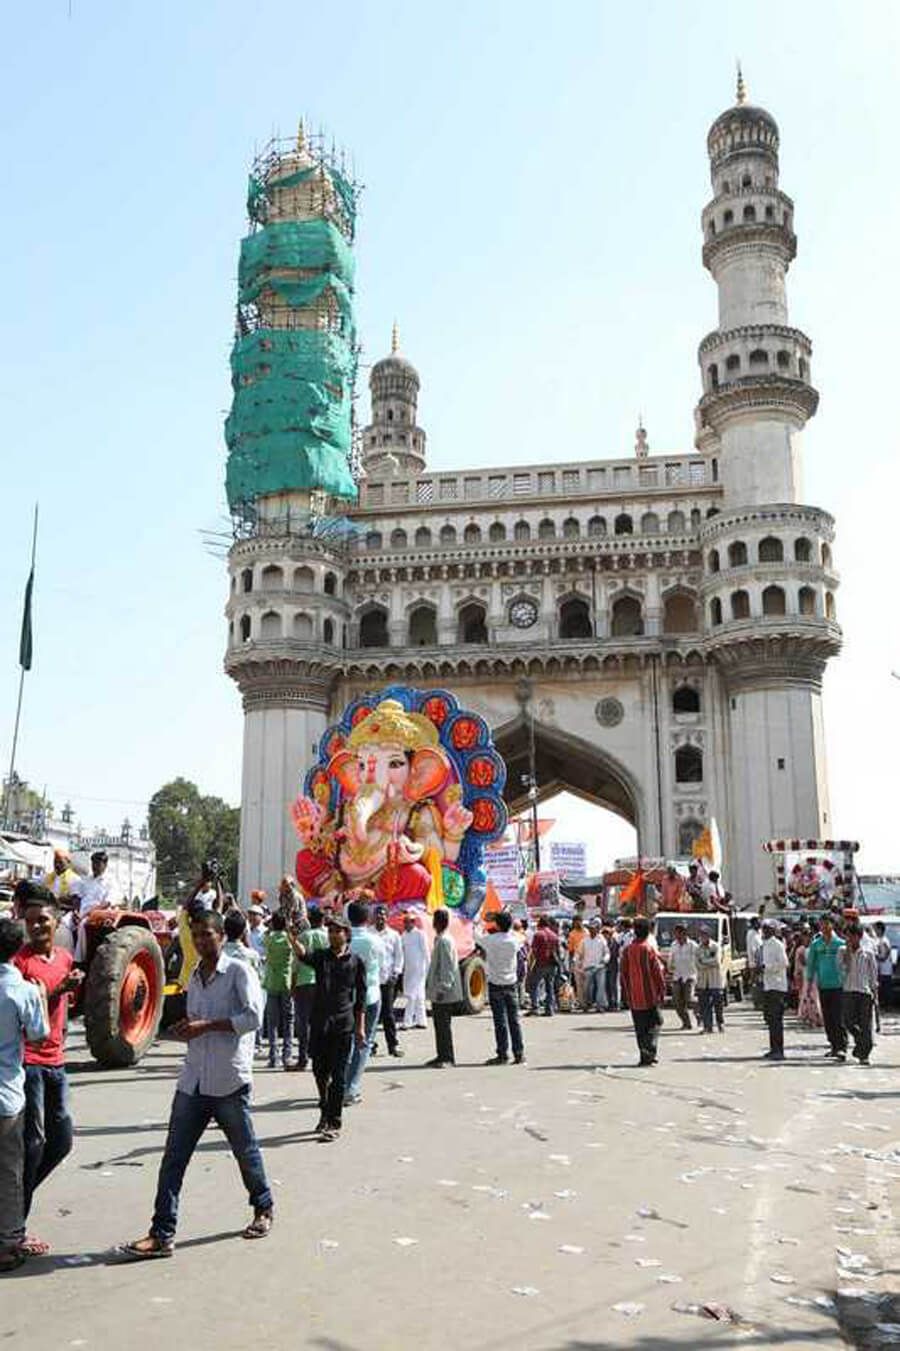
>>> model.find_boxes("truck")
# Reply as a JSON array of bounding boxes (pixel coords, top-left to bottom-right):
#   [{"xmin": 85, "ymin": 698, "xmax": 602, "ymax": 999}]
[{"xmin": 654, "ymin": 909, "xmax": 747, "ymax": 1004}]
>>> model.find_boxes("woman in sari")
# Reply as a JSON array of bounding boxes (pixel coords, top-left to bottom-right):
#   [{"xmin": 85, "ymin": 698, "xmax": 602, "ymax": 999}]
[{"xmin": 794, "ymin": 926, "xmax": 823, "ymax": 1028}]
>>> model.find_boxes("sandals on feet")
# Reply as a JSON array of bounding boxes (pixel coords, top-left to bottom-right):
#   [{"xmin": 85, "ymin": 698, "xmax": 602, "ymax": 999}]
[
  {"xmin": 19, "ymin": 1236, "xmax": 50, "ymax": 1258},
  {"xmin": 242, "ymin": 1210, "xmax": 273, "ymax": 1240},
  {"xmin": 119, "ymin": 1235, "xmax": 174, "ymax": 1261}
]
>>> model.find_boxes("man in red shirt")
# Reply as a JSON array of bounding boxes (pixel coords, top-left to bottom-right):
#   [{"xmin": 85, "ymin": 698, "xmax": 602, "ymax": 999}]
[
  {"xmin": 620, "ymin": 916, "xmax": 667, "ymax": 1067},
  {"xmin": 13, "ymin": 884, "xmax": 82, "ymax": 1255},
  {"xmin": 526, "ymin": 916, "xmax": 560, "ymax": 1017}
]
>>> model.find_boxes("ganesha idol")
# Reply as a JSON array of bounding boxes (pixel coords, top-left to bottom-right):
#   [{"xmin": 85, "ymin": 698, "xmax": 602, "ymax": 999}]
[{"xmin": 291, "ymin": 691, "xmax": 507, "ymax": 924}]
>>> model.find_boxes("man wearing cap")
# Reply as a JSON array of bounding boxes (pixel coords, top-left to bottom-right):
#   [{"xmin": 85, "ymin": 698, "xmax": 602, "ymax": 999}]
[
  {"xmin": 293, "ymin": 917, "xmax": 366, "ymax": 1141},
  {"xmin": 372, "ymin": 905, "xmax": 404, "ymax": 1058},
  {"xmin": 760, "ymin": 920, "xmax": 789, "ymax": 1060},
  {"xmin": 401, "ymin": 912, "xmax": 428, "ymax": 1029},
  {"xmin": 73, "ymin": 851, "xmax": 121, "ymax": 962}
]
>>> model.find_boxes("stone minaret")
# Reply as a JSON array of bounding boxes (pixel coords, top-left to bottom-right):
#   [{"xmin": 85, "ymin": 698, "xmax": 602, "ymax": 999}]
[
  {"xmin": 360, "ymin": 324, "xmax": 427, "ymax": 478},
  {"xmin": 697, "ymin": 74, "xmax": 841, "ymax": 901}
]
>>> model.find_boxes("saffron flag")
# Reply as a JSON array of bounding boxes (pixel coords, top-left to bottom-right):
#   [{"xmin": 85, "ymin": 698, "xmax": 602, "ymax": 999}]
[
  {"xmin": 18, "ymin": 567, "xmax": 34, "ymax": 671},
  {"xmin": 620, "ymin": 869, "xmax": 644, "ymax": 907}
]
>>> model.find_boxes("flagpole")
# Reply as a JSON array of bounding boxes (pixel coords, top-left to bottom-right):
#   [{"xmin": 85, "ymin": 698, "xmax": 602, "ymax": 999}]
[{"xmin": 3, "ymin": 504, "xmax": 38, "ymax": 829}]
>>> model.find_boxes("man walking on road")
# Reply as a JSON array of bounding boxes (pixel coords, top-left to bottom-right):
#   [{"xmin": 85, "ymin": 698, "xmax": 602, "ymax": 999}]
[
  {"xmin": 344, "ymin": 901, "xmax": 382, "ymax": 1105},
  {"xmin": 806, "ymin": 916, "xmax": 847, "ymax": 1061},
  {"xmin": 695, "ymin": 924, "xmax": 725, "ymax": 1033},
  {"xmin": 620, "ymin": 917, "xmax": 667, "ymax": 1067},
  {"xmin": 760, "ymin": 920, "xmax": 789, "ymax": 1061},
  {"xmin": 667, "ymin": 923, "xmax": 698, "ymax": 1029},
  {"xmin": 372, "ymin": 905, "xmax": 404, "ymax": 1058},
  {"xmin": 480, "ymin": 910, "xmax": 526, "ymax": 1065},
  {"xmin": 122, "ymin": 910, "xmax": 272, "ymax": 1258},
  {"xmin": 576, "ymin": 918, "xmax": 609, "ymax": 1012},
  {"xmin": 293, "ymin": 917, "xmax": 366, "ymax": 1140},
  {"xmin": 839, "ymin": 924, "xmax": 878, "ymax": 1064},
  {"xmin": 290, "ymin": 905, "xmax": 327, "ymax": 1070},
  {"xmin": 527, "ymin": 915, "xmax": 559, "ymax": 1017}
]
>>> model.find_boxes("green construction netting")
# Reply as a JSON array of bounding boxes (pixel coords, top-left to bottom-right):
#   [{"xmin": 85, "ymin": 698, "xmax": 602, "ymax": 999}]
[
  {"xmin": 238, "ymin": 219, "xmax": 354, "ymax": 306},
  {"xmin": 246, "ymin": 165, "xmax": 358, "ymax": 237},
  {"xmin": 225, "ymin": 329, "xmax": 357, "ymax": 505}
]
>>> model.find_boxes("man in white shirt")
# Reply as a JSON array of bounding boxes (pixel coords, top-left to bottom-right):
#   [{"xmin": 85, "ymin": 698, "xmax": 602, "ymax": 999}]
[
  {"xmin": 746, "ymin": 917, "xmax": 763, "ymax": 1008},
  {"xmin": 480, "ymin": 911, "xmax": 525, "ymax": 1065},
  {"xmin": 760, "ymin": 919, "xmax": 788, "ymax": 1060},
  {"xmin": 372, "ymin": 906, "xmax": 404, "ymax": 1058},
  {"xmin": 668, "ymin": 924, "xmax": 699, "ymax": 1029},
  {"xmin": 73, "ymin": 851, "xmax": 121, "ymax": 961},
  {"xmin": 400, "ymin": 914, "xmax": 428, "ymax": 1029},
  {"xmin": 576, "ymin": 919, "xmax": 610, "ymax": 1012}
]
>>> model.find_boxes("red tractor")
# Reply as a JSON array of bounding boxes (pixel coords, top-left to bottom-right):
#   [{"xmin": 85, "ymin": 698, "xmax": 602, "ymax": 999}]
[{"xmin": 78, "ymin": 908, "xmax": 172, "ymax": 1067}]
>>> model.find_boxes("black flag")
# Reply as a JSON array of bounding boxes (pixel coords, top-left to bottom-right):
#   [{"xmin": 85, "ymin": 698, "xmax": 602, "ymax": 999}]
[{"xmin": 19, "ymin": 568, "xmax": 33, "ymax": 671}]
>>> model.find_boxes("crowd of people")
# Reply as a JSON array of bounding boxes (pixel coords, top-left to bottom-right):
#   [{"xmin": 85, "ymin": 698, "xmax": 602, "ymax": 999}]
[{"xmin": 0, "ymin": 870, "xmax": 892, "ymax": 1269}]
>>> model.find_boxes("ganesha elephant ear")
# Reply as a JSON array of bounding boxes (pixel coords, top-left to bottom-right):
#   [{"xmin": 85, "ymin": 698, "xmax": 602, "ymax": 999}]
[
  {"xmin": 404, "ymin": 747, "xmax": 451, "ymax": 802},
  {"xmin": 328, "ymin": 748, "xmax": 361, "ymax": 795}
]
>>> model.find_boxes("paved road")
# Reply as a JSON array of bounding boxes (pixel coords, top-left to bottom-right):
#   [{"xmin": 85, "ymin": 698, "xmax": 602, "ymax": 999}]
[{"xmin": 4, "ymin": 999, "xmax": 899, "ymax": 1350}]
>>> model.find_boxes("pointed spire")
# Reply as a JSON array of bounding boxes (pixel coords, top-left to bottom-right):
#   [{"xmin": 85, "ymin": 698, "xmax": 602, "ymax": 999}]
[
  {"xmin": 736, "ymin": 62, "xmax": 747, "ymax": 106},
  {"xmin": 635, "ymin": 417, "xmax": 649, "ymax": 460},
  {"xmin": 391, "ymin": 320, "xmax": 400, "ymax": 355},
  {"xmin": 296, "ymin": 118, "xmax": 305, "ymax": 152}
]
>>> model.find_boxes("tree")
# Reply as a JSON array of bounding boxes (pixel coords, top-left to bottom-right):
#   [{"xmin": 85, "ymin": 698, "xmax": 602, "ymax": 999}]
[{"xmin": 148, "ymin": 778, "xmax": 240, "ymax": 900}]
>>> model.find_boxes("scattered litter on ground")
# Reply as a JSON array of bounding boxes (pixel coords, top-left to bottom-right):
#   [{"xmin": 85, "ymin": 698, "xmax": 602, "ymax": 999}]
[
  {"xmin": 528, "ymin": 1211, "xmax": 550, "ymax": 1221},
  {"xmin": 318, "ymin": 1239, "xmax": 339, "ymax": 1251},
  {"xmin": 393, "ymin": 1237, "xmax": 418, "ymax": 1247},
  {"xmin": 784, "ymin": 1296, "xmax": 814, "ymax": 1307},
  {"xmin": 777, "ymin": 1236, "xmax": 800, "ymax": 1246},
  {"xmin": 611, "ymin": 1302, "xmax": 645, "ymax": 1317},
  {"xmin": 554, "ymin": 1189, "xmax": 577, "ymax": 1199},
  {"xmin": 635, "ymin": 1257, "xmax": 662, "ymax": 1268},
  {"xmin": 770, "ymin": 1273, "xmax": 796, "ymax": 1285},
  {"xmin": 523, "ymin": 1126, "xmax": 548, "ymax": 1142},
  {"xmin": 672, "ymin": 1301, "xmax": 742, "ymax": 1323},
  {"xmin": 150, "ymin": 1297, "xmax": 173, "ymax": 1304},
  {"xmin": 397, "ymin": 1156, "xmax": 414, "ymax": 1164},
  {"xmin": 658, "ymin": 1274, "xmax": 683, "ymax": 1284},
  {"xmin": 624, "ymin": 1234, "xmax": 646, "ymax": 1243},
  {"xmin": 548, "ymin": 1153, "xmax": 571, "ymax": 1165},
  {"xmin": 437, "ymin": 1179, "xmax": 459, "ymax": 1187},
  {"xmin": 558, "ymin": 1244, "xmax": 584, "ymax": 1255},
  {"xmin": 511, "ymin": 1286, "xmax": 539, "ymax": 1297}
]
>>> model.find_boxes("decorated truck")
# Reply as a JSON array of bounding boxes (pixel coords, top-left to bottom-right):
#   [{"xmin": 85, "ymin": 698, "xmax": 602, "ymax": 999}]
[
  {"xmin": 763, "ymin": 838, "xmax": 860, "ymax": 912},
  {"xmin": 290, "ymin": 685, "xmax": 509, "ymax": 1012}
]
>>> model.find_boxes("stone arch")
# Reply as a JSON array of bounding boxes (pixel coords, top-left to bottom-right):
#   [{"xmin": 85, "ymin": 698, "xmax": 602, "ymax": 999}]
[
  {"xmin": 538, "ymin": 518, "xmax": 556, "ymax": 540},
  {"xmin": 674, "ymin": 744, "xmax": 703, "ymax": 784},
  {"xmin": 762, "ymin": 584, "xmax": 786, "ymax": 616},
  {"xmin": 587, "ymin": 515, "xmax": 607, "ymax": 537},
  {"xmin": 825, "ymin": 591, "xmax": 836, "ymax": 620},
  {"xmin": 366, "ymin": 530, "xmax": 382, "ymax": 550},
  {"xmin": 239, "ymin": 613, "xmax": 251, "ymax": 642},
  {"xmin": 673, "ymin": 684, "xmax": 700, "ymax": 715},
  {"xmin": 408, "ymin": 602, "xmax": 437, "ymax": 646},
  {"xmin": 241, "ymin": 567, "xmax": 253, "ymax": 593},
  {"xmin": 794, "ymin": 537, "xmax": 812, "ymax": 563},
  {"xmin": 293, "ymin": 565, "xmax": 314, "ymax": 592},
  {"xmin": 489, "ymin": 521, "xmax": 506, "ymax": 543},
  {"xmin": 562, "ymin": 516, "xmax": 580, "ymax": 539},
  {"xmin": 358, "ymin": 604, "xmax": 388, "ymax": 648},
  {"xmin": 440, "ymin": 523, "xmax": 457, "ymax": 546},
  {"xmin": 558, "ymin": 594, "xmax": 593, "ymax": 639},
  {"xmin": 464, "ymin": 523, "xmax": 482, "ymax": 545},
  {"xmin": 710, "ymin": 597, "xmax": 723, "ymax": 627},
  {"xmin": 821, "ymin": 542, "xmax": 833, "ymax": 569},
  {"xmin": 514, "ymin": 520, "xmax": 531, "ymax": 542},
  {"xmin": 610, "ymin": 592, "xmax": 644, "ymax": 637},
  {"xmin": 414, "ymin": 526, "xmax": 432, "ymax": 549},
  {"xmin": 667, "ymin": 509, "xmax": 686, "ymax": 534},
  {"xmin": 390, "ymin": 527, "xmax": 408, "ymax": 549},
  {"xmin": 798, "ymin": 585, "xmax": 817, "ymax": 616},
  {"xmin": 323, "ymin": 571, "xmax": 338, "ymax": 596},
  {"xmin": 662, "ymin": 589, "xmax": 698, "ymax": 634},
  {"xmin": 708, "ymin": 548, "xmax": 720, "ymax": 573},
  {"xmin": 458, "ymin": 599, "xmax": 488, "ymax": 644},
  {"xmin": 614, "ymin": 512, "xmax": 633, "ymax": 536},
  {"xmin": 730, "ymin": 589, "xmax": 750, "ymax": 620},
  {"xmin": 727, "ymin": 540, "xmax": 748, "ymax": 567},
  {"xmin": 323, "ymin": 617, "xmax": 335, "ymax": 644},
  {"xmin": 259, "ymin": 609, "xmax": 282, "ymax": 639},
  {"xmin": 292, "ymin": 612, "xmax": 313, "ymax": 639},
  {"xmin": 641, "ymin": 511, "xmax": 660, "ymax": 535},
  {"xmin": 758, "ymin": 535, "xmax": 783, "ymax": 563},
  {"xmin": 261, "ymin": 564, "xmax": 284, "ymax": 591}
]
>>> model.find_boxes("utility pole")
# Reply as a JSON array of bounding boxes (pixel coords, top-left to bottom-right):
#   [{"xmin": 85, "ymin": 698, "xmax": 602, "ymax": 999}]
[{"xmin": 515, "ymin": 676, "xmax": 541, "ymax": 872}]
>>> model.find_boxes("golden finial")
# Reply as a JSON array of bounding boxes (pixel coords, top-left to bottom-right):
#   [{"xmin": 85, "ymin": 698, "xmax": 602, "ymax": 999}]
[
  {"xmin": 391, "ymin": 321, "xmax": 400, "ymax": 355},
  {"xmin": 297, "ymin": 118, "xmax": 305, "ymax": 151},
  {"xmin": 736, "ymin": 62, "xmax": 747, "ymax": 106}
]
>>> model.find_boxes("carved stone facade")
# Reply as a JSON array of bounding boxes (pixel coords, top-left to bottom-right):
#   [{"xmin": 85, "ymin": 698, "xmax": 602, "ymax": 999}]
[{"xmin": 225, "ymin": 79, "xmax": 841, "ymax": 904}]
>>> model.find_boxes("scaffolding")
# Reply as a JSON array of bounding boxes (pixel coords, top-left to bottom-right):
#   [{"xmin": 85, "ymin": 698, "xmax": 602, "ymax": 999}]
[{"xmin": 225, "ymin": 129, "xmax": 363, "ymax": 523}]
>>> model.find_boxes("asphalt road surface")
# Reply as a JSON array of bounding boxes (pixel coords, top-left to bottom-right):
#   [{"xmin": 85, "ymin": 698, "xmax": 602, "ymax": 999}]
[{"xmin": 4, "ymin": 999, "xmax": 899, "ymax": 1351}]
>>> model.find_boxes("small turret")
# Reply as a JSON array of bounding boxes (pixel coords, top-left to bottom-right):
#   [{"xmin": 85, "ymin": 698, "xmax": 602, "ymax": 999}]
[{"xmin": 361, "ymin": 325, "xmax": 427, "ymax": 476}]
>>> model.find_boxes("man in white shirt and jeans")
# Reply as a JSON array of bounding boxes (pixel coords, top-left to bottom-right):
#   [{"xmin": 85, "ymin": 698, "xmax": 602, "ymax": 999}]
[
  {"xmin": 576, "ymin": 918, "xmax": 610, "ymax": 1012},
  {"xmin": 760, "ymin": 919, "xmax": 789, "ymax": 1061},
  {"xmin": 668, "ymin": 924, "xmax": 699, "ymax": 1029},
  {"xmin": 480, "ymin": 912, "xmax": 526, "ymax": 1066}
]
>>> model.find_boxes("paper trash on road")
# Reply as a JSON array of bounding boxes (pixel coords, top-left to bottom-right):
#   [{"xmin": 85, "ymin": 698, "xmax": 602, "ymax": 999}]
[
  {"xmin": 611, "ymin": 1302, "xmax": 645, "ymax": 1317},
  {"xmin": 635, "ymin": 1258, "xmax": 662, "ymax": 1267},
  {"xmin": 393, "ymin": 1237, "xmax": 418, "ymax": 1247},
  {"xmin": 511, "ymin": 1286, "xmax": 540, "ymax": 1297},
  {"xmin": 558, "ymin": 1244, "xmax": 585, "ymax": 1255}
]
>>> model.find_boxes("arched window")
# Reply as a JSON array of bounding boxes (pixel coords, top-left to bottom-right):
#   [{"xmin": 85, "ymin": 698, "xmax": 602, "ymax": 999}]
[
  {"xmin": 690, "ymin": 508, "xmax": 702, "ymax": 528},
  {"xmin": 741, "ymin": 173, "xmax": 752, "ymax": 188},
  {"xmin": 743, "ymin": 204, "xmax": 756, "ymax": 222},
  {"xmin": 240, "ymin": 614, "xmax": 251, "ymax": 642},
  {"xmin": 825, "ymin": 591, "xmax": 836, "ymax": 620},
  {"xmin": 798, "ymin": 586, "xmax": 816, "ymax": 616},
  {"xmin": 323, "ymin": 617, "xmax": 335, "ymax": 644},
  {"xmin": 359, "ymin": 607, "xmax": 388, "ymax": 648},
  {"xmin": 707, "ymin": 506, "xmax": 720, "ymax": 518},
  {"xmin": 710, "ymin": 597, "xmax": 723, "ymax": 627},
  {"xmin": 261, "ymin": 564, "xmax": 284, "ymax": 591},
  {"xmin": 663, "ymin": 592, "xmax": 698, "ymax": 634},
  {"xmin": 409, "ymin": 604, "xmax": 437, "ymax": 646},
  {"xmin": 798, "ymin": 357, "xmax": 809, "ymax": 380},
  {"xmin": 679, "ymin": 819, "xmax": 704, "ymax": 856},
  {"xmin": 762, "ymin": 585, "xmax": 786, "ymax": 616},
  {"xmin": 241, "ymin": 568, "xmax": 253, "ymax": 593},
  {"xmin": 708, "ymin": 362, "xmax": 719, "ymax": 391},
  {"xmin": 777, "ymin": 350, "xmax": 791, "ymax": 371},
  {"xmin": 366, "ymin": 531, "xmax": 382, "ymax": 551},
  {"xmin": 640, "ymin": 511, "xmax": 659, "ymax": 535},
  {"xmin": 794, "ymin": 537, "xmax": 812, "ymax": 563},
  {"xmin": 464, "ymin": 523, "xmax": 482, "ymax": 545},
  {"xmin": 259, "ymin": 610, "xmax": 282, "ymax": 639},
  {"xmin": 749, "ymin": 348, "xmax": 769, "ymax": 367},
  {"xmin": 614, "ymin": 513, "xmax": 633, "ymax": 537},
  {"xmin": 228, "ymin": 619, "xmax": 234, "ymax": 642},
  {"xmin": 610, "ymin": 594, "xmax": 643, "ymax": 637},
  {"xmin": 731, "ymin": 589, "xmax": 750, "ymax": 620},
  {"xmin": 667, "ymin": 509, "xmax": 686, "ymax": 534},
  {"xmin": 323, "ymin": 572, "xmax": 337, "ymax": 596},
  {"xmin": 725, "ymin": 354, "xmax": 741, "ymax": 373},
  {"xmin": 489, "ymin": 522, "xmax": 506, "ymax": 543},
  {"xmin": 723, "ymin": 209, "xmax": 734, "ymax": 225},
  {"xmin": 758, "ymin": 536, "xmax": 783, "ymax": 563},
  {"xmin": 708, "ymin": 549, "xmax": 720, "ymax": 573},
  {"xmin": 727, "ymin": 540, "xmax": 747, "ymax": 567},
  {"xmin": 587, "ymin": 515, "xmax": 606, "ymax": 537},
  {"xmin": 821, "ymin": 542, "xmax": 833, "ymax": 569},
  {"xmin": 439, "ymin": 524, "xmax": 457, "ymax": 546},
  {"xmin": 390, "ymin": 527, "xmax": 407, "ymax": 549},
  {"xmin": 562, "ymin": 517, "xmax": 580, "ymax": 539},
  {"xmin": 765, "ymin": 204, "xmax": 774, "ymax": 220},
  {"xmin": 415, "ymin": 526, "xmax": 432, "ymax": 549},
  {"xmin": 559, "ymin": 597, "xmax": 592, "ymax": 639},
  {"xmin": 459, "ymin": 602, "xmax": 488, "ymax": 644},
  {"xmin": 675, "ymin": 745, "xmax": 703, "ymax": 784},
  {"xmin": 673, "ymin": 685, "xmax": 701, "ymax": 715},
  {"xmin": 514, "ymin": 520, "xmax": 530, "ymax": 542},
  {"xmin": 538, "ymin": 518, "xmax": 556, "ymax": 540},
  {"xmin": 293, "ymin": 566, "xmax": 314, "ymax": 592},
  {"xmin": 293, "ymin": 612, "xmax": 313, "ymax": 639}
]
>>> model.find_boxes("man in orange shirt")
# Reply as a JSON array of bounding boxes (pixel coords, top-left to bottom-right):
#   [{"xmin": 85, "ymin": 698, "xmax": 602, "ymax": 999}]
[
  {"xmin": 566, "ymin": 915, "xmax": 587, "ymax": 1008},
  {"xmin": 660, "ymin": 866, "xmax": 686, "ymax": 912}
]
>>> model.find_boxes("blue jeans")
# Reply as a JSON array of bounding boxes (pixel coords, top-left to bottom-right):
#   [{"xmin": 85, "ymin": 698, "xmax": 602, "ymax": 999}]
[
  {"xmin": 151, "ymin": 1086, "xmax": 272, "ymax": 1243},
  {"xmin": 488, "ymin": 984, "xmax": 524, "ymax": 1060},
  {"xmin": 583, "ymin": 966, "xmax": 608, "ymax": 1011},
  {"xmin": 344, "ymin": 997, "xmax": 380, "ymax": 1100},
  {"xmin": 528, "ymin": 964, "xmax": 556, "ymax": 1014},
  {"xmin": 265, "ymin": 992, "xmax": 293, "ymax": 1066},
  {"xmin": 23, "ymin": 1065, "xmax": 74, "ymax": 1219}
]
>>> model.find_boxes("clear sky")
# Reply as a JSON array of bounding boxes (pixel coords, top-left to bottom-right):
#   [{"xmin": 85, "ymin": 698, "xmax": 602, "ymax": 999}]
[{"xmin": 1, "ymin": 0, "xmax": 898, "ymax": 874}]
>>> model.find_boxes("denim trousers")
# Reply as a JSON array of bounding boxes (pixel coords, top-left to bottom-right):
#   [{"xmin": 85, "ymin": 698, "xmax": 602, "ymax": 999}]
[
  {"xmin": 150, "ymin": 1085, "xmax": 272, "ymax": 1243},
  {"xmin": 24, "ymin": 1065, "xmax": 74, "ymax": 1219},
  {"xmin": 583, "ymin": 966, "xmax": 608, "ymax": 1010},
  {"xmin": 843, "ymin": 991, "xmax": 873, "ymax": 1061},
  {"xmin": 344, "ymin": 997, "xmax": 380, "ymax": 1099},
  {"xmin": 0, "ymin": 1110, "xmax": 25, "ymax": 1250},
  {"xmin": 697, "ymin": 987, "xmax": 724, "ymax": 1031},
  {"xmin": 266, "ymin": 991, "xmax": 293, "ymax": 1065},
  {"xmin": 488, "ymin": 983, "xmax": 524, "ymax": 1059},
  {"xmin": 528, "ymin": 963, "xmax": 556, "ymax": 1014}
]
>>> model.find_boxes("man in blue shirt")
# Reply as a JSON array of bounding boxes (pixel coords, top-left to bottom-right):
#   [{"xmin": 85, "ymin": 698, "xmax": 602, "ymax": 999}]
[
  {"xmin": 344, "ymin": 899, "xmax": 383, "ymax": 1106},
  {"xmin": 0, "ymin": 917, "xmax": 49, "ymax": 1272},
  {"xmin": 122, "ymin": 909, "xmax": 272, "ymax": 1259}
]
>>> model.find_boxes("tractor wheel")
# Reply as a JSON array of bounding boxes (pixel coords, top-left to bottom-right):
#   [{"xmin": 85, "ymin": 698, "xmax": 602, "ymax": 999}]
[
  {"xmin": 84, "ymin": 926, "xmax": 165, "ymax": 1067},
  {"xmin": 460, "ymin": 954, "xmax": 487, "ymax": 1015}
]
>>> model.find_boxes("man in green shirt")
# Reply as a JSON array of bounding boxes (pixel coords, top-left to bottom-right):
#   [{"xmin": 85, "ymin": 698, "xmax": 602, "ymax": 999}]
[
  {"xmin": 289, "ymin": 906, "xmax": 328, "ymax": 1071},
  {"xmin": 263, "ymin": 914, "xmax": 294, "ymax": 1070},
  {"xmin": 806, "ymin": 915, "xmax": 847, "ymax": 1060}
]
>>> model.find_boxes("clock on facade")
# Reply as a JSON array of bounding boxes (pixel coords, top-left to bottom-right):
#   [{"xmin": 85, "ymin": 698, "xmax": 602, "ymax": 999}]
[{"xmin": 509, "ymin": 598, "xmax": 538, "ymax": 629}]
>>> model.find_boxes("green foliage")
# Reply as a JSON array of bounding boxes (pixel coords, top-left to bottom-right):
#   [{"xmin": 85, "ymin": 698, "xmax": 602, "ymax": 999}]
[{"xmin": 148, "ymin": 778, "xmax": 240, "ymax": 900}]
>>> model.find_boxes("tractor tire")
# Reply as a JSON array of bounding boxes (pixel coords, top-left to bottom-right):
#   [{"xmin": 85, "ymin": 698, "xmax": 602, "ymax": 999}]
[
  {"xmin": 460, "ymin": 953, "xmax": 487, "ymax": 1015},
  {"xmin": 84, "ymin": 926, "xmax": 165, "ymax": 1067}
]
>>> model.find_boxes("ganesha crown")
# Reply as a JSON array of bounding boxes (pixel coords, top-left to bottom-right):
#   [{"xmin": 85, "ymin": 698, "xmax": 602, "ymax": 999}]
[{"xmin": 346, "ymin": 699, "xmax": 440, "ymax": 752}]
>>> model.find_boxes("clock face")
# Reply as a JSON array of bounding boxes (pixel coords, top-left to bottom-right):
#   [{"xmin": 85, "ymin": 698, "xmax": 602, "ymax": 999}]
[{"xmin": 510, "ymin": 598, "xmax": 538, "ymax": 629}]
